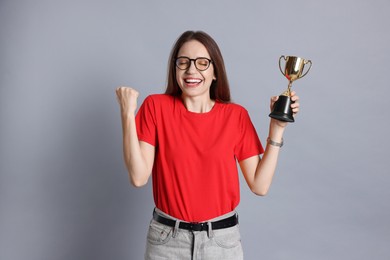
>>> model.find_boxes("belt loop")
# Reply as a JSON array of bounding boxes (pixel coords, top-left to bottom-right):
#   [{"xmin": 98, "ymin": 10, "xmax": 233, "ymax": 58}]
[
  {"xmin": 172, "ymin": 219, "xmax": 180, "ymax": 238},
  {"xmin": 207, "ymin": 221, "xmax": 214, "ymax": 238}
]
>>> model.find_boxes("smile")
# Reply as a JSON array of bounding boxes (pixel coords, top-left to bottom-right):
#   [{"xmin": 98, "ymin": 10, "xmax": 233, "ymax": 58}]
[{"xmin": 185, "ymin": 78, "xmax": 202, "ymax": 84}]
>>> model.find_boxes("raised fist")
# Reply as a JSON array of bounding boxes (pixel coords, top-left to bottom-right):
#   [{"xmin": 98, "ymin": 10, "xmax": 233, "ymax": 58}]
[{"xmin": 116, "ymin": 86, "xmax": 139, "ymax": 116}]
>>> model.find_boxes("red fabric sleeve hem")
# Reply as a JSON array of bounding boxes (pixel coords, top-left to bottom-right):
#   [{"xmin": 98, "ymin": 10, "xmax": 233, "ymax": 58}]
[
  {"xmin": 237, "ymin": 149, "xmax": 264, "ymax": 162},
  {"xmin": 138, "ymin": 134, "xmax": 156, "ymax": 147}
]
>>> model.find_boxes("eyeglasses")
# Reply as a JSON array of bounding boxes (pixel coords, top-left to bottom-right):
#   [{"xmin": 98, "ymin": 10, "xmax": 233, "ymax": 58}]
[{"xmin": 175, "ymin": 56, "xmax": 213, "ymax": 71}]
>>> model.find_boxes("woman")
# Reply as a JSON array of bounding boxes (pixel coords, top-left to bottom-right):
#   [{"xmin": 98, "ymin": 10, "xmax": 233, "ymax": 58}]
[{"xmin": 116, "ymin": 30, "xmax": 299, "ymax": 260}]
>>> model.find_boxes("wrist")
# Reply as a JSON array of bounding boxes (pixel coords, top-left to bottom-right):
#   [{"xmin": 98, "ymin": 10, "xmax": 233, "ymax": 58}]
[
  {"xmin": 270, "ymin": 118, "xmax": 288, "ymax": 129},
  {"xmin": 121, "ymin": 108, "xmax": 136, "ymax": 117},
  {"xmin": 268, "ymin": 121, "xmax": 285, "ymax": 138},
  {"xmin": 267, "ymin": 137, "xmax": 284, "ymax": 147},
  {"xmin": 267, "ymin": 120, "xmax": 285, "ymax": 148}
]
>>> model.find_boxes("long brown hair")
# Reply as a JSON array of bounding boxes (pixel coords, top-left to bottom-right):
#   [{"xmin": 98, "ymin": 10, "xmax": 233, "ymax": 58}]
[{"xmin": 165, "ymin": 31, "xmax": 231, "ymax": 102}]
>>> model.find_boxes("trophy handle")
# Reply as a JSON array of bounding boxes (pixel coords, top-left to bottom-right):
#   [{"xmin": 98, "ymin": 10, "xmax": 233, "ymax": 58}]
[
  {"xmin": 279, "ymin": 55, "xmax": 287, "ymax": 77},
  {"xmin": 300, "ymin": 59, "xmax": 312, "ymax": 78}
]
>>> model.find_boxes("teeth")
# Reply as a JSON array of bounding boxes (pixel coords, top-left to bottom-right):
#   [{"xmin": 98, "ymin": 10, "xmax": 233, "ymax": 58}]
[{"xmin": 185, "ymin": 79, "xmax": 201, "ymax": 83}]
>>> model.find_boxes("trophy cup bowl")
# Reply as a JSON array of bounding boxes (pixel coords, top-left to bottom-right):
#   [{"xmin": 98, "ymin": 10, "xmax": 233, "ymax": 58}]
[{"xmin": 269, "ymin": 55, "xmax": 312, "ymax": 122}]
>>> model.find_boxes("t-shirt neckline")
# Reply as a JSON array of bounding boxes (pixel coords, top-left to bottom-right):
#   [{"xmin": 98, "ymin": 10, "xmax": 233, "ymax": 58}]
[{"xmin": 176, "ymin": 97, "xmax": 220, "ymax": 117}]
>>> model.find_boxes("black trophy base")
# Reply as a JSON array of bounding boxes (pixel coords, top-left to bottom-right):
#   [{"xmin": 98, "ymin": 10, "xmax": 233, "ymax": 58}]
[{"xmin": 269, "ymin": 95, "xmax": 294, "ymax": 123}]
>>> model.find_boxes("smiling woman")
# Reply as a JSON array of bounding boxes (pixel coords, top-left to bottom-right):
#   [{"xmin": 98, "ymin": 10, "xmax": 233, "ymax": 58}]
[
  {"xmin": 115, "ymin": 30, "xmax": 300, "ymax": 260},
  {"xmin": 174, "ymin": 40, "xmax": 217, "ymax": 111},
  {"xmin": 165, "ymin": 31, "xmax": 231, "ymax": 103}
]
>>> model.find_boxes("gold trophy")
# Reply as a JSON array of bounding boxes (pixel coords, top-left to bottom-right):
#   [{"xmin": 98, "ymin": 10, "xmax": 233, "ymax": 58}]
[{"xmin": 269, "ymin": 55, "xmax": 312, "ymax": 122}]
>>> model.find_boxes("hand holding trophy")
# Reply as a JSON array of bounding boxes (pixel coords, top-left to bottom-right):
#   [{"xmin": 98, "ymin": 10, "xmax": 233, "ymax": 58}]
[{"xmin": 269, "ymin": 55, "xmax": 312, "ymax": 122}]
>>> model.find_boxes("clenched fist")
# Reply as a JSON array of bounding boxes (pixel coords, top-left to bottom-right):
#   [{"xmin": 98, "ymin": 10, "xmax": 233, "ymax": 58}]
[{"xmin": 116, "ymin": 87, "xmax": 139, "ymax": 117}]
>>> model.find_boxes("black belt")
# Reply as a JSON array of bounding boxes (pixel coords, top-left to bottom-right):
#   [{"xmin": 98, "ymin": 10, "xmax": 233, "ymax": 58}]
[{"xmin": 153, "ymin": 210, "xmax": 238, "ymax": 232}]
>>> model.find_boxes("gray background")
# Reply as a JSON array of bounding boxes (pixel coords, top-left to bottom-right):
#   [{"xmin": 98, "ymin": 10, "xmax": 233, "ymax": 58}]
[{"xmin": 1, "ymin": 0, "xmax": 389, "ymax": 259}]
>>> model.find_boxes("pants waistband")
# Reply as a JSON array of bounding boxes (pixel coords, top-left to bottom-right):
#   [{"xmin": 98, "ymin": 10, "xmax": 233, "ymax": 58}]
[{"xmin": 152, "ymin": 209, "xmax": 239, "ymax": 232}]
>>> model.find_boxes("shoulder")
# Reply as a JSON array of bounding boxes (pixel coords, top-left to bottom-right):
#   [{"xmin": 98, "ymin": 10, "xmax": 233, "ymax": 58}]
[
  {"xmin": 217, "ymin": 102, "xmax": 255, "ymax": 125},
  {"xmin": 144, "ymin": 94, "xmax": 174, "ymax": 103},
  {"xmin": 218, "ymin": 102, "xmax": 249, "ymax": 115},
  {"xmin": 142, "ymin": 94, "xmax": 175, "ymax": 107}
]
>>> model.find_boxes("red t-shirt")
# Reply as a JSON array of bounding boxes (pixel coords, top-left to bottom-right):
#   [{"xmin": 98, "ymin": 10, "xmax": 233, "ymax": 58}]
[{"xmin": 136, "ymin": 94, "xmax": 264, "ymax": 222}]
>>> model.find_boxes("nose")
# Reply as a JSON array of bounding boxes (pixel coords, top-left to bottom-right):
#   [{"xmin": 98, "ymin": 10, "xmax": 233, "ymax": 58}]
[{"xmin": 186, "ymin": 60, "xmax": 197, "ymax": 73}]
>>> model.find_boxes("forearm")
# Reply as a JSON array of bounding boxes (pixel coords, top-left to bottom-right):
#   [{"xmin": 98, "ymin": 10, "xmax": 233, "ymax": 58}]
[
  {"xmin": 121, "ymin": 114, "xmax": 151, "ymax": 187},
  {"xmin": 251, "ymin": 120, "xmax": 285, "ymax": 195}
]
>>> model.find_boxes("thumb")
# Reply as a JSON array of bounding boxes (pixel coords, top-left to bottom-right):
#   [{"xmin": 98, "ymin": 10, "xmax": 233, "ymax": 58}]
[{"xmin": 270, "ymin": 95, "xmax": 279, "ymax": 111}]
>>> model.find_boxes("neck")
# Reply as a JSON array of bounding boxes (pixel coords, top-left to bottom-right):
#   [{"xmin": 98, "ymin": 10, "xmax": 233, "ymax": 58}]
[{"xmin": 181, "ymin": 96, "xmax": 215, "ymax": 113}]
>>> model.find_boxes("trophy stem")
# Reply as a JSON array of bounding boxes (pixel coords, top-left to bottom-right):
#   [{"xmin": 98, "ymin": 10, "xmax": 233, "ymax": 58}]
[
  {"xmin": 287, "ymin": 81, "xmax": 292, "ymax": 96},
  {"xmin": 281, "ymin": 81, "xmax": 293, "ymax": 96}
]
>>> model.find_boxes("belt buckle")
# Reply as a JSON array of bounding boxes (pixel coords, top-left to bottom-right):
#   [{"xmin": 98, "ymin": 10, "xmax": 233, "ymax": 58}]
[{"xmin": 191, "ymin": 222, "xmax": 207, "ymax": 231}]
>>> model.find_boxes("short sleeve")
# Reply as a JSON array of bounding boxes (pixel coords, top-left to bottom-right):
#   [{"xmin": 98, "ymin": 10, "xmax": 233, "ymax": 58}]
[
  {"xmin": 234, "ymin": 109, "xmax": 264, "ymax": 161},
  {"xmin": 135, "ymin": 96, "xmax": 157, "ymax": 146}
]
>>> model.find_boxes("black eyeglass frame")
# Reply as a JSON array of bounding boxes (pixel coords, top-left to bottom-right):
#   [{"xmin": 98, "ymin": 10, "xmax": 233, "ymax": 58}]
[{"xmin": 175, "ymin": 56, "xmax": 213, "ymax": 71}]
